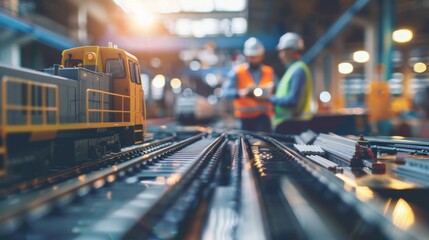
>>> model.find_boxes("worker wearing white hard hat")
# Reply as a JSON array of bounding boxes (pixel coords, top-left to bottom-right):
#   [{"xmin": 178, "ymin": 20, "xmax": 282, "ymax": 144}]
[
  {"xmin": 270, "ymin": 32, "xmax": 314, "ymax": 134},
  {"xmin": 223, "ymin": 37, "xmax": 277, "ymax": 132}
]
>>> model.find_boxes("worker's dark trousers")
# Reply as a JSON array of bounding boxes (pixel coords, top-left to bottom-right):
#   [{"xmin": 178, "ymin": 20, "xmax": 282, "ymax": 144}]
[
  {"xmin": 240, "ymin": 114, "xmax": 272, "ymax": 132},
  {"xmin": 274, "ymin": 119, "xmax": 309, "ymax": 135}
]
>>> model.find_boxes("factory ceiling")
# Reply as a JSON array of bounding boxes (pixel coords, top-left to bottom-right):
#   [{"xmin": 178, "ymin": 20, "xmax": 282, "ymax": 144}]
[
  {"xmin": 2, "ymin": 0, "xmax": 429, "ymax": 74},
  {"xmin": 2, "ymin": 0, "xmax": 429, "ymax": 53}
]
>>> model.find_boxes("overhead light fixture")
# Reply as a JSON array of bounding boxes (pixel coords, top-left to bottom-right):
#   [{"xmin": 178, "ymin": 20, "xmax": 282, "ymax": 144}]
[
  {"xmin": 152, "ymin": 74, "xmax": 166, "ymax": 88},
  {"xmin": 231, "ymin": 18, "xmax": 247, "ymax": 34},
  {"xmin": 134, "ymin": 11, "xmax": 155, "ymax": 28},
  {"xmin": 413, "ymin": 62, "xmax": 427, "ymax": 73},
  {"xmin": 353, "ymin": 50, "xmax": 370, "ymax": 63},
  {"xmin": 180, "ymin": 0, "xmax": 214, "ymax": 12},
  {"xmin": 114, "ymin": 0, "xmax": 144, "ymax": 13},
  {"xmin": 392, "ymin": 29, "xmax": 413, "ymax": 43},
  {"xmin": 215, "ymin": 0, "xmax": 247, "ymax": 11},
  {"xmin": 170, "ymin": 78, "xmax": 182, "ymax": 89},
  {"xmin": 173, "ymin": 17, "xmax": 247, "ymax": 37},
  {"xmin": 114, "ymin": 0, "xmax": 247, "ymax": 13},
  {"xmin": 191, "ymin": 20, "xmax": 207, "ymax": 38},
  {"xmin": 338, "ymin": 62, "xmax": 353, "ymax": 74}
]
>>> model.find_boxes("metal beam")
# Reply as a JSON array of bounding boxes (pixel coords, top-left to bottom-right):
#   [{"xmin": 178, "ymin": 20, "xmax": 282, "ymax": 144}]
[
  {"xmin": 0, "ymin": 12, "xmax": 78, "ymax": 50},
  {"xmin": 302, "ymin": 0, "xmax": 372, "ymax": 64}
]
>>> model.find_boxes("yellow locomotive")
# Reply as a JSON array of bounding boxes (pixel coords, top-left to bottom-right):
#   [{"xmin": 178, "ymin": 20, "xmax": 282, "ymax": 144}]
[{"xmin": 0, "ymin": 44, "xmax": 146, "ymax": 180}]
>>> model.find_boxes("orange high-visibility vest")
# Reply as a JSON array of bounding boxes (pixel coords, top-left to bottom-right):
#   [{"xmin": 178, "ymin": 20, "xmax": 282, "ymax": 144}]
[{"xmin": 233, "ymin": 63, "xmax": 274, "ymax": 118}]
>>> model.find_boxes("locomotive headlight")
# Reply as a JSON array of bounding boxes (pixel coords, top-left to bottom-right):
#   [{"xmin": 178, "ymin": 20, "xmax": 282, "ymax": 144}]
[
  {"xmin": 86, "ymin": 52, "xmax": 96, "ymax": 61},
  {"xmin": 253, "ymin": 87, "xmax": 263, "ymax": 97}
]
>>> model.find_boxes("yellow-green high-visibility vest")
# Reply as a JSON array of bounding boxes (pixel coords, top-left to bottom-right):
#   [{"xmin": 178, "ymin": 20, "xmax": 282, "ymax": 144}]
[{"xmin": 273, "ymin": 61, "xmax": 313, "ymax": 126}]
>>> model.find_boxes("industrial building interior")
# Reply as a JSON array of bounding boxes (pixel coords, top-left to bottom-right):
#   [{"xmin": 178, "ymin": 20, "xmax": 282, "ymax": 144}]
[{"xmin": 1, "ymin": 0, "xmax": 429, "ymax": 239}]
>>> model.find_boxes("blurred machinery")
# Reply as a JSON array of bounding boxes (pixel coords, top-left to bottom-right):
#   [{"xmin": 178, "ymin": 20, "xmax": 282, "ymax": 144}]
[{"xmin": 174, "ymin": 89, "xmax": 215, "ymax": 124}]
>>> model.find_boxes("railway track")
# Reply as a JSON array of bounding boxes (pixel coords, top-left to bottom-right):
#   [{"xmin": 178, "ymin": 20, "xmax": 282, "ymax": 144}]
[
  {"xmin": 0, "ymin": 135, "xmax": 177, "ymax": 198},
  {"xmin": 1, "ymin": 130, "xmax": 429, "ymax": 239},
  {"xmin": 0, "ymin": 132, "xmax": 209, "ymax": 237}
]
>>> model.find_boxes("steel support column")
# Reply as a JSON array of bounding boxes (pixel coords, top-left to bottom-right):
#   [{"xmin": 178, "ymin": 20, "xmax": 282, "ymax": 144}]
[{"xmin": 378, "ymin": 0, "xmax": 395, "ymax": 81}]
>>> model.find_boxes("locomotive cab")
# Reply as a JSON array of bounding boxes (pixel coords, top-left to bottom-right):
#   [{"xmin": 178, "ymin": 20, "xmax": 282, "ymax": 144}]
[{"xmin": 61, "ymin": 45, "xmax": 146, "ymax": 145}]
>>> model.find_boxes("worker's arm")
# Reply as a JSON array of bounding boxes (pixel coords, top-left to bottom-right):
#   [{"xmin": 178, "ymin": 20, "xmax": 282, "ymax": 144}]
[
  {"xmin": 271, "ymin": 73, "xmax": 279, "ymax": 95},
  {"xmin": 222, "ymin": 69, "xmax": 240, "ymax": 99},
  {"xmin": 269, "ymin": 68, "xmax": 306, "ymax": 107},
  {"xmin": 273, "ymin": 73, "xmax": 279, "ymax": 88}
]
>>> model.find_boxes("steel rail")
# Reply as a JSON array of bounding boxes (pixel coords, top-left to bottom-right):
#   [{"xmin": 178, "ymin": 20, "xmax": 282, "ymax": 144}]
[
  {"xmin": 0, "ymin": 132, "xmax": 206, "ymax": 235},
  {"xmin": 236, "ymin": 136, "xmax": 268, "ymax": 240},
  {"xmin": 137, "ymin": 135, "xmax": 226, "ymax": 237},
  {"xmin": 77, "ymin": 134, "xmax": 227, "ymax": 239},
  {"xmin": 0, "ymin": 135, "xmax": 177, "ymax": 197}
]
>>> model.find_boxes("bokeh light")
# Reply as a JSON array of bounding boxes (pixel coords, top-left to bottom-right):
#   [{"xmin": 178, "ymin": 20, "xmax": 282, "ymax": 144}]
[
  {"xmin": 413, "ymin": 62, "xmax": 427, "ymax": 73},
  {"xmin": 152, "ymin": 74, "xmax": 166, "ymax": 88},
  {"xmin": 319, "ymin": 91, "xmax": 332, "ymax": 103},
  {"xmin": 392, "ymin": 29, "xmax": 413, "ymax": 43},
  {"xmin": 353, "ymin": 50, "xmax": 370, "ymax": 63},
  {"xmin": 338, "ymin": 62, "xmax": 353, "ymax": 74},
  {"xmin": 253, "ymin": 88, "xmax": 263, "ymax": 97}
]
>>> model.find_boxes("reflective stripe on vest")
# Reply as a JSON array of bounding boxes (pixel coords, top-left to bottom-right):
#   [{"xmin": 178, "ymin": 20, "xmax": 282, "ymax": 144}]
[
  {"xmin": 233, "ymin": 63, "xmax": 274, "ymax": 119},
  {"xmin": 273, "ymin": 61, "xmax": 313, "ymax": 125}
]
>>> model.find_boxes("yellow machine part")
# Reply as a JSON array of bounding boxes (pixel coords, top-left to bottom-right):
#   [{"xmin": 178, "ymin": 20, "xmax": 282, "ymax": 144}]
[{"xmin": 391, "ymin": 97, "xmax": 412, "ymax": 115}]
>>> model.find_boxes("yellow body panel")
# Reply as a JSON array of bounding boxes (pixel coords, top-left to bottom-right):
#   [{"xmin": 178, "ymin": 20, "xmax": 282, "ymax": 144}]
[{"xmin": 2, "ymin": 122, "xmax": 133, "ymax": 133}]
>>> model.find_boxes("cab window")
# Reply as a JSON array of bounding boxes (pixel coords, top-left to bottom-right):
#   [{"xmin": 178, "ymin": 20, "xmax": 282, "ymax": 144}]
[
  {"xmin": 65, "ymin": 59, "xmax": 83, "ymax": 68},
  {"xmin": 129, "ymin": 60, "xmax": 136, "ymax": 83},
  {"xmin": 134, "ymin": 63, "xmax": 142, "ymax": 84},
  {"xmin": 106, "ymin": 58, "xmax": 126, "ymax": 78}
]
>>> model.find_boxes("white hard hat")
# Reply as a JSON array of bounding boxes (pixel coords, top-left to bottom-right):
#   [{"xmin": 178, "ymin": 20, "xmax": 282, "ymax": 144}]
[
  {"xmin": 276, "ymin": 32, "xmax": 304, "ymax": 51},
  {"xmin": 243, "ymin": 37, "xmax": 265, "ymax": 56}
]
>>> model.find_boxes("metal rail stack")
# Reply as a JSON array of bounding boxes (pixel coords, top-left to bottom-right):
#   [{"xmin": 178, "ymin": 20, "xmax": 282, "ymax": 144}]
[
  {"xmin": 314, "ymin": 133, "xmax": 364, "ymax": 167},
  {"xmin": 314, "ymin": 133, "xmax": 385, "ymax": 172},
  {"xmin": 246, "ymin": 134, "xmax": 426, "ymax": 239}
]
